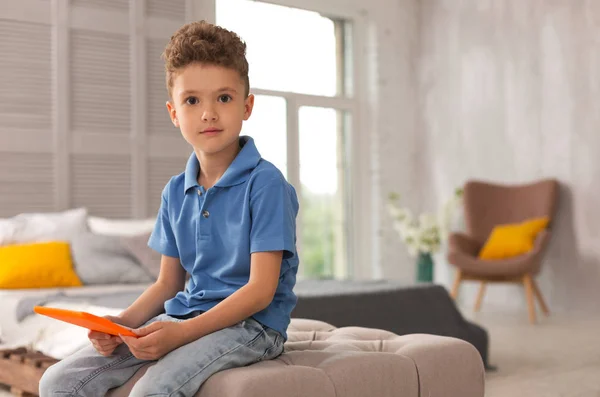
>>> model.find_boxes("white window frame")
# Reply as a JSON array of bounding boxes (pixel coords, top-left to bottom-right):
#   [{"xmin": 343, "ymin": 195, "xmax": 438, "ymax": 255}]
[{"xmin": 192, "ymin": 0, "xmax": 374, "ymax": 280}]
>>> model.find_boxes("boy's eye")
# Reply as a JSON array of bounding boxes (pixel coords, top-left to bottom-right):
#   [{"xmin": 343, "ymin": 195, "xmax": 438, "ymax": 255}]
[
  {"xmin": 185, "ymin": 97, "xmax": 198, "ymax": 105},
  {"xmin": 218, "ymin": 94, "xmax": 232, "ymax": 103}
]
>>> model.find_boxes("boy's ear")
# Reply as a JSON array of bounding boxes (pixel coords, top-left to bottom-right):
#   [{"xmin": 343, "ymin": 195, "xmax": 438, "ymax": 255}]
[
  {"xmin": 166, "ymin": 101, "xmax": 179, "ymax": 127},
  {"xmin": 243, "ymin": 94, "xmax": 255, "ymax": 121}
]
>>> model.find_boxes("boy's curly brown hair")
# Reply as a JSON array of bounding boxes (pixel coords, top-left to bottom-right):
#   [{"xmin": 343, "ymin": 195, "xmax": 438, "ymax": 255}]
[{"xmin": 162, "ymin": 20, "xmax": 249, "ymax": 98}]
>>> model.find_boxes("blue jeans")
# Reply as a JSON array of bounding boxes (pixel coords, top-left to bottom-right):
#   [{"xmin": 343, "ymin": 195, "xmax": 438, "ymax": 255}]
[{"xmin": 39, "ymin": 314, "xmax": 284, "ymax": 397}]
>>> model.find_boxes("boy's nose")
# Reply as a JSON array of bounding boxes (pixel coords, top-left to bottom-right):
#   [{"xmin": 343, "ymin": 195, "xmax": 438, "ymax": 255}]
[{"xmin": 202, "ymin": 109, "xmax": 218, "ymax": 121}]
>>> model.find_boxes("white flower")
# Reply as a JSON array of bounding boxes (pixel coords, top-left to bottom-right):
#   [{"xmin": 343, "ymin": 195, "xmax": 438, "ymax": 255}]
[
  {"xmin": 388, "ymin": 204, "xmax": 412, "ymax": 223},
  {"xmin": 388, "ymin": 190, "xmax": 461, "ymax": 257},
  {"xmin": 419, "ymin": 213, "xmax": 437, "ymax": 229}
]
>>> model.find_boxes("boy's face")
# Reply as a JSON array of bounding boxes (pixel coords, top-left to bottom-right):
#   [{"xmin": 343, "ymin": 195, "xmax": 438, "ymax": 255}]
[{"xmin": 166, "ymin": 63, "xmax": 253, "ymax": 155}]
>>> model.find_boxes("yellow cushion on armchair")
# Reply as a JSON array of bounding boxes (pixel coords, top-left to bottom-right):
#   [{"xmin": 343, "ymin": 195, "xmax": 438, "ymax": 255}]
[
  {"xmin": 0, "ymin": 241, "xmax": 83, "ymax": 289},
  {"xmin": 478, "ymin": 217, "xmax": 549, "ymax": 260}
]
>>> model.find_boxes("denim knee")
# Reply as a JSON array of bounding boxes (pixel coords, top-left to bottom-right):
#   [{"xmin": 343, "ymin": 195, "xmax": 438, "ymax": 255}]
[
  {"xmin": 127, "ymin": 372, "xmax": 172, "ymax": 397},
  {"xmin": 39, "ymin": 362, "xmax": 74, "ymax": 396}
]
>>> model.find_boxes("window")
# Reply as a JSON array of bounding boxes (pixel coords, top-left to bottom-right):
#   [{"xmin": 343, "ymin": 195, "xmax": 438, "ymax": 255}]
[
  {"xmin": 240, "ymin": 95, "xmax": 287, "ymax": 177},
  {"xmin": 216, "ymin": 0, "xmax": 342, "ymax": 97},
  {"xmin": 216, "ymin": 0, "xmax": 355, "ymax": 279},
  {"xmin": 299, "ymin": 107, "xmax": 351, "ymax": 278}
]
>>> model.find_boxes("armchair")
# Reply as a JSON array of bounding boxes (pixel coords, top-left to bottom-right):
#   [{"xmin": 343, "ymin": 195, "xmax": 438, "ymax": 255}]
[{"xmin": 447, "ymin": 179, "xmax": 559, "ymax": 323}]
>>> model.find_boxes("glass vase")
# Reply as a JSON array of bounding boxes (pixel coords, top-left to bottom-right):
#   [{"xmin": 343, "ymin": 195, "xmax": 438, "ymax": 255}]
[{"xmin": 416, "ymin": 252, "xmax": 434, "ymax": 283}]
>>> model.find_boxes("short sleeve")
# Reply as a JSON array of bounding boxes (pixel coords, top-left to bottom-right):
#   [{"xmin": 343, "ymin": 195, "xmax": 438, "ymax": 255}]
[
  {"xmin": 250, "ymin": 178, "xmax": 298, "ymax": 259},
  {"xmin": 148, "ymin": 185, "xmax": 179, "ymax": 258}
]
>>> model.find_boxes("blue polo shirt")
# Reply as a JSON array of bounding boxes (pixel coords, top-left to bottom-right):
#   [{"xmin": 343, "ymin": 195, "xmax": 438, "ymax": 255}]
[{"xmin": 148, "ymin": 136, "xmax": 299, "ymax": 339}]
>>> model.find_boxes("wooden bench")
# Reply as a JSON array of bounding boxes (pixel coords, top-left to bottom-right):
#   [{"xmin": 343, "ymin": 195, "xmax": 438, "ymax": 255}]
[{"xmin": 0, "ymin": 348, "xmax": 58, "ymax": 396}]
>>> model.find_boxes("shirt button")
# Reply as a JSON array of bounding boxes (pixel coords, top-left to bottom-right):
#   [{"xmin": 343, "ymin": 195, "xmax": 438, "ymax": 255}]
[
  {"xmin": 202, "ymin": 210, "xmax": 210, "ymax": 218},
  {"xmin": 197, "ymin": 189, "xmax": 202, "ymax": 196}
]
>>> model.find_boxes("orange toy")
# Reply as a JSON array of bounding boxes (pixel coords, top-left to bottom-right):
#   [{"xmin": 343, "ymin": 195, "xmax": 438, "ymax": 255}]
[{"xmin": 33, "ymin": 306, "xmax": 138, "ymax": 338}]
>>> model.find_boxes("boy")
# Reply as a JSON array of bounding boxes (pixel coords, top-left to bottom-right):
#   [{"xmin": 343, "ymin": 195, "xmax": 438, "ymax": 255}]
[{"xmin": 40, "ymin": 20, "xmax": 299, "ymax": 396}]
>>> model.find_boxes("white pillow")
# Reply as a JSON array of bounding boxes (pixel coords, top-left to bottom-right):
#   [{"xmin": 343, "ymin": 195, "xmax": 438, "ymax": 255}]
[
  {"xmin": 0, "ymin": 218, "xmax": 22, "ymax": 246},
  {"xmin": 88, "ymin": 216, "xmax": 156, "ymax": 236},
  {"xmin": 0, "ymin": 208, "xmax": 89, "ymax": 246}
]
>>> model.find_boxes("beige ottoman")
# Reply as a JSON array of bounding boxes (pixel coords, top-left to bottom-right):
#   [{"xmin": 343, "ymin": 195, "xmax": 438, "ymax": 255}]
[{"xmin": 109, "ymin": 319, "xmax": 484, "ymax": 397}]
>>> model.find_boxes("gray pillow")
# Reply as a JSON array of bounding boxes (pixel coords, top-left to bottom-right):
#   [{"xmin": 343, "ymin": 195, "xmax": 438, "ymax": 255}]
[
  {"xmin": 120, "ymin": 232, "xmax": 161, "ymax": 280},
  {"xmin": 70, "ymin": 232, "xmax": 153, "ymax": 285},
  {"xmin": 120, "ymin": 233, "xmax": 192, "ymax": 282}
]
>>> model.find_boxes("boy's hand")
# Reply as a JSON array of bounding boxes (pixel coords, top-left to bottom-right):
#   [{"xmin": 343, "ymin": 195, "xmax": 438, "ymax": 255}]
[
  {"xmin": 88, "ymin": 315, "xmax": 126, "ymax": 356},
  {"xmin": 120, "ymin": 321, "xmax": 187, "ymax": 360}
]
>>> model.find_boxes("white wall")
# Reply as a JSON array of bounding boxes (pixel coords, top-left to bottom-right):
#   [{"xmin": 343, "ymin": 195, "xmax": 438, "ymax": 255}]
[
  {"xmin": 411, "ymin": 0, "xmax": 600, "ymax": 313},
  {"xmin": 370, "ymin": 0, "xmax": 420, "ymax": 283}
]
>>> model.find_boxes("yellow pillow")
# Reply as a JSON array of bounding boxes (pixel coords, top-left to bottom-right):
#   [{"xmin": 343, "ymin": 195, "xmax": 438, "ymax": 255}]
[
  {"xmin": 478, "ymin": 217, "xmax": 549, "ymax": 260},
  {"xmin": 0, "ymin": 241, "xmax": 83, "ymax": 289}
]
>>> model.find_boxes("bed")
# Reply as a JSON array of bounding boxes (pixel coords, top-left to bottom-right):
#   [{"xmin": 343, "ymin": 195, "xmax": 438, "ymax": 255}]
[
  {"xmin": 0, "ymin": 284, "xmax": 150, "ymax": 359},
  {"xmin": 0, "ymin": 209, "xmax": 161, "ymax": 360},
  {"xmin": 1, "ymin": 209, "xmax": 489, "ymax": 369}
]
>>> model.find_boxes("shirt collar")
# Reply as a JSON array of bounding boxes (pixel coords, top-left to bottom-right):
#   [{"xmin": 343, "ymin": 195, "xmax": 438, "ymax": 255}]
[{"xmin": 184, "ymin": 136, "xmax": 261, "ymax": 192}]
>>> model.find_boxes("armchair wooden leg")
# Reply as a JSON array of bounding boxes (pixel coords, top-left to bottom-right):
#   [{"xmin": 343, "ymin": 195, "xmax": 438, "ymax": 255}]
[
  {"xmin": 474, "ymin": 282, "xmax": 486, "ymax": 312},
  {"xmin": 450, "ymin": 270, "xmax": 462, "ymax": 299},
  {"xmin": 523, "ymin": 274, "xmax": 537, "ymax": 324},
  {"xmin": 531, "ymin": 278, "xmax": 550, "ymax": 316}
]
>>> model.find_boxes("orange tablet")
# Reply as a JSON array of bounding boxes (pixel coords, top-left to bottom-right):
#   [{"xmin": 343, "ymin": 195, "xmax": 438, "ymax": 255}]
[{"xmin": 33, "ymin": 306, "xmax": 138, "ymax": 338}]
